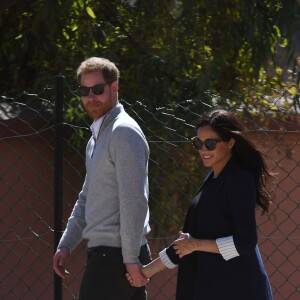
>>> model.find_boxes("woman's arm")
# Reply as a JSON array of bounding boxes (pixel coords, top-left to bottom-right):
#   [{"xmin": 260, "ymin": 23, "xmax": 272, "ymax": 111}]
[
  {"xmin": 126, "ymin": 256, "xmax": 167, "ymax": 287},
  {"xmin": 173, "ymin": 232, "xmax": 220, "ymax": 258},
  {"xmin": 142, "ymin": 256, "xmax": 168, "ymax": 278}
]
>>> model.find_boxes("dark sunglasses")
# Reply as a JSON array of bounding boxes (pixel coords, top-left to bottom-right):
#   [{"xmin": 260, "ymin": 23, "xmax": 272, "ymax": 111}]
[
  {"xmin": 78, "ymin": 83, "xmax": 109, "ymax": 97},
  {"xmin": 191, "ymin": 137, "xmax": 223, "ymax": 151}
]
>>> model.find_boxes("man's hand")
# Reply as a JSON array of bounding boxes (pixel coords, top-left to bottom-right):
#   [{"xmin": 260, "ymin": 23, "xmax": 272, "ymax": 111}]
[
  {"xmin": 53, "ymin": 247, "xmax": 70, "ymax": 279},
  {"xmin": 125, "ymin": 263, "xmax": 149, "ymax": 287}
]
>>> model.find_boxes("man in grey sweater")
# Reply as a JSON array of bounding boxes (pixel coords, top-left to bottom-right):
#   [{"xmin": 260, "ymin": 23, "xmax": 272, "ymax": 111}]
[{"xmin": 53, "ymin": 57, "xmax": 151, "ymax": 299}]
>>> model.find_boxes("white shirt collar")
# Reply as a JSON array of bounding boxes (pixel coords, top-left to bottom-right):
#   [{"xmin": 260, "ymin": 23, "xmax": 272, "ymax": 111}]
[{"xmin": 90, "ymin": 117, "xmax": 104, "ymax": 140}]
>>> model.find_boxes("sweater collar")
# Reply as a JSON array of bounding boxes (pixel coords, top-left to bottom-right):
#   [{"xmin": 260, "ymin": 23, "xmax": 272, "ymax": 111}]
[{"xmin": 96, "ymin": 103, "xmax": 124, "ymax": 137}]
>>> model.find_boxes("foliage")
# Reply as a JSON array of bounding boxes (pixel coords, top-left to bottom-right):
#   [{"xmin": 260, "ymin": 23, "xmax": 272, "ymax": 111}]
[
  {"xmin": 1, "ymin": 0, "xmax": 299, "ymax": 234},
  {"xmin": 0, "ymin": 0, "xmax": 299, "ymax": 105}
]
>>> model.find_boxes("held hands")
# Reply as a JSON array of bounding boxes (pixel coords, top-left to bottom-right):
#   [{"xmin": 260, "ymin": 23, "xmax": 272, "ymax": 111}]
[
  {"xmin": 125, "ymin": 263, "xmax": 149, "ymax": 288},
  {"xmin": 125, "ymin": 231, "xmax": 196, "ymax": 287},
  {"xmin": 173, "ymin": 231, "xmax": 196, "ymax": 258}
]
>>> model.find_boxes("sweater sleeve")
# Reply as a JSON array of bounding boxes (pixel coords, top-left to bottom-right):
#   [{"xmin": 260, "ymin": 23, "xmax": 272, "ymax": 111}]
[
  {"xmin": 57, "ymin": 175, "xmax": 88, "ymax": 252},
  {"xmin": 227, "ymin": 169, "xmax": 258, "ymax": 257},
  {"xmin": 159, "ymin": 248, "xmax": 177, "ymax": 268},
  {"xmin": 164, "ymin": 243, "xmax": 181, "ymax": 265},
  {"xmin": 111, "ymin": 124, "xmax": 150, "ymax": 263},
  {"xmin": 216, "ymin": 236, "xmax": 239, "ymax": 261}
]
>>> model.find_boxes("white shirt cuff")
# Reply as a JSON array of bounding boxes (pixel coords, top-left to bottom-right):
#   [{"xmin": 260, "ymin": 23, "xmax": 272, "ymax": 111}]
[
  {"xmin": 159, "ymin": 248, "xmax": 177, "ymax": 269},
  {"xmin": 216, "ymin": 236, "xmax": 240, "ymax": 261}
]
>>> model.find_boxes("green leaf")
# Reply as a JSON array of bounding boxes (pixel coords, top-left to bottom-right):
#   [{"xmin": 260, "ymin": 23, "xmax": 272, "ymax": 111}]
[
  {"xmin": 279, "ymin": 38, "xmax": 288, "ymax": 47},
  {"xmin": 275, "ymin": 67, "xmax": 283, "ymax": 76},
  {"xmin": 204, "ymin": 45, "xmax": 212, "ymax": 55},
  {"xmin": 15, "ymin": 34, "xmax": 23, "ymax": 40},
  {"xmin": 77, "ymin": 0, "xmax": 84, "ymax": 8},
  {"xmin": 273, "ymin": 25, "xmax": 281, "ymax": 37},
  {"xmin": 71, "ymin": 24, "xmax": 78, "ymax": 31},
  {"xmin": 287, "ymin": 86, "xmax": 298, "ymax": 97},
  {"xmin": 86, "ymin": 6, "xmax": 96, "ymax": 19}
]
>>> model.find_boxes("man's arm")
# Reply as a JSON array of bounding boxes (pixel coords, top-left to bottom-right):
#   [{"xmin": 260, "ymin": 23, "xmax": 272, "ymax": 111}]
[
  {"xmin": 112, "ymin": 125, "xmax": 150, "ymax": 263},
  {"xmin": 53, "ymin": 175, "xmax": 88, "ymax": 277},
  {"xmin": 56, "ymin": 175, "xmax": 88, "ymax": 251},
  {"xmin": 111, "ymin": 124, "xmax": 150, "ymax": 285}
]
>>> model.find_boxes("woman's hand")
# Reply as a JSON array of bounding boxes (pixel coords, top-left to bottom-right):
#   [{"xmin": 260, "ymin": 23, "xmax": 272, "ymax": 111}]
[{"xmin": 173, "ymin": 231, "xmax": 197, "ymax": 258}]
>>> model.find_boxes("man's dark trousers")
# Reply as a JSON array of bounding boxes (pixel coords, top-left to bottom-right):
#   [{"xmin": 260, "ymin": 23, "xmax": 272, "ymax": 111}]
[{"xmin": 79, "ymin": 244, "xmax": 151, "ymax": 300}]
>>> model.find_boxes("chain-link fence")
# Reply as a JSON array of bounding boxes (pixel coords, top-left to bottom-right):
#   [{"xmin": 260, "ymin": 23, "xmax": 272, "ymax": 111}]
[{"xmin": 1, "ymin": 77, "xmax": 299, "ymax": 300}]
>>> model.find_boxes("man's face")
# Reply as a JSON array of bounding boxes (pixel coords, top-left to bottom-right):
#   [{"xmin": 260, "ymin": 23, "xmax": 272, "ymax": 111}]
[{"xmin": 80, "ymin": 70, "xmax": 118, "ymax": 120}]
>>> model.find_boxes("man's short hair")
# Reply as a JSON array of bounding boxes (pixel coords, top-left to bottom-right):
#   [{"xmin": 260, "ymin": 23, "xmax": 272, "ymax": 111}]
[{"xmin": 77, "ymin": 57, "xmax": 120, "ymax": 84}]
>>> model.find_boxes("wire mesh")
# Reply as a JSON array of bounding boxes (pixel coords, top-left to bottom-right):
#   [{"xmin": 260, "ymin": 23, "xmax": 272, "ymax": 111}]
[{"xmin": 0, "ymin": 79, "xmax": 299, "ymax": 300}]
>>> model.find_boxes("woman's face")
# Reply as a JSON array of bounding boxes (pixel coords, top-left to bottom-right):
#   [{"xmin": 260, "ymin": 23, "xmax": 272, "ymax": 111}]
[{"xmin": 196, "ymin": 125, "xmax": 234, "ymax": 177}]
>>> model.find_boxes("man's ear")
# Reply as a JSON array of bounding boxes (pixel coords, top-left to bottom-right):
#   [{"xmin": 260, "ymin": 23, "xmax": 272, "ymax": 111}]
[{"xmin": 111, "ymin": 81, "xmax": 118, "ymax": 93}]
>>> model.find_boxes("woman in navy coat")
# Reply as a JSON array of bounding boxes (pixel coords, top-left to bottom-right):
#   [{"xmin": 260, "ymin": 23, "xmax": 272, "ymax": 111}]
[{"xmin": 127, "ymin": 110, "xmax": 274, "ymax": 300}]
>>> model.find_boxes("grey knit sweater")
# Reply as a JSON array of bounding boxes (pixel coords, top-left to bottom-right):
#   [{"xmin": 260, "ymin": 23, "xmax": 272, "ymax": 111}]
[{"xmin": 58, "ymin": 104, "xmax": 150, "ymax": 263}]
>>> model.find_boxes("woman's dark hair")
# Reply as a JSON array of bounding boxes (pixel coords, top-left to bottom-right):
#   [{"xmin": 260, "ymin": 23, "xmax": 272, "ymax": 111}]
[{"xmin": 196, "ymin": 109, "xmax": 273, "ymax": 214}]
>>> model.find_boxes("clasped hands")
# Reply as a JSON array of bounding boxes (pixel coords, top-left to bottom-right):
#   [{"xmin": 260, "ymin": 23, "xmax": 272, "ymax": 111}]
[
  {"xmin": 125, "ymin": 263, "xmax": 149, "ymax": 288},
  {"xmin": 126, "ymin": 231, "xmax": 195, "ymax": 287}
]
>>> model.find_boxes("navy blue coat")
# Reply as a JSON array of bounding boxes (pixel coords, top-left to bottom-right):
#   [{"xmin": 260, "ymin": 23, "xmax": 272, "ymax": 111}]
[{"xmin": 166, "ymin": 157, "xmax": 274, "ymax": 300}]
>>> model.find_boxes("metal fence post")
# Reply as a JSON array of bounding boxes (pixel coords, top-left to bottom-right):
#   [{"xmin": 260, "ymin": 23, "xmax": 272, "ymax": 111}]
[{"xmin": 54, "ymin": 75, "xmax": 64, "ymax": 300}]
